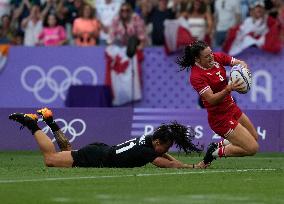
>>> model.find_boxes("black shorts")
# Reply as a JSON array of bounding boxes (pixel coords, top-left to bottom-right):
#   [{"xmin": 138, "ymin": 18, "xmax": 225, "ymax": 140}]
[{"xmin": 71, "ymin": 143, "xmax": 112, "ymax": 167}]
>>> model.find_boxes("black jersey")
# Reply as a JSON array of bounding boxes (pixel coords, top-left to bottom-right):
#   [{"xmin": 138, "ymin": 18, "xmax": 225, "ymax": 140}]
[
  {"xmin": 107, "ymin": 135, "xmax": 159, "ymax": 168},
  {"xmin": 71, "ymin": 135, "xmax": 160, "ymax": 168}
]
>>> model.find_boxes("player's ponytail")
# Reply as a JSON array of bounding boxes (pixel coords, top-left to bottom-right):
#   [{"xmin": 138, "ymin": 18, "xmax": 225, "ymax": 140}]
[
  {"xmin": 177, "ymin": 41, "xmax": 209, "ymax": 71},
  {"xmin": 153, "ymin": 122, "xmax": 202, "ymax": 154}
]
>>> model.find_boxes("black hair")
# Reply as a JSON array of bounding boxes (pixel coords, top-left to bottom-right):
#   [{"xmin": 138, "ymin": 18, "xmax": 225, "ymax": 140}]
[
  {"xmin": 188, "ymin": 0, "xmax": 207, "ymax": 15},
  {"xmin": 176, "ymin": 41, "xmax": 208, "ymax": 71},
  {"xmin": 43, "ymin": 13, "xmax": 59, "ymax": 27},
  {"xmin": 152, "ymin": 121, "xmax": 202, "ymax": 154}
]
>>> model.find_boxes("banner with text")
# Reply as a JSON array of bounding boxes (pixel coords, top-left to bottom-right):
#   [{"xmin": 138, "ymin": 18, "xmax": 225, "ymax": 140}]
[{"xmin": 1, "ymin": 108, "xmax": 282, "ymax": 152}]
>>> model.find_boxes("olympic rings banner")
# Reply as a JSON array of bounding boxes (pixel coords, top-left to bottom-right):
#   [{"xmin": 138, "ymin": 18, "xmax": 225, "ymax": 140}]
[
  {"xmin": 0, "ymin": 46, "xmax": 105, "ymax": 107},
  {"xmin": 0, "ymin": 46, "xmax": 283, "ymax": 109},
  {"xmin": 0, "ymin": 108, "xmax": 283, "ymax": 152}
]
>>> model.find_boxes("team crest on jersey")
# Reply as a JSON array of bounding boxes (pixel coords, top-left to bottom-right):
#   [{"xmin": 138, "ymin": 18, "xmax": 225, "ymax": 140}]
[{"xmin": 213, "ymin": 62, "xmax": 220, "ymax": 68}]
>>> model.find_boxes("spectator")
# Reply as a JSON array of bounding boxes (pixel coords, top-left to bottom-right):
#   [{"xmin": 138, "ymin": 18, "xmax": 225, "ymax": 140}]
[
  {"xmin": 21, "ymin": 4, "xmax": 43, "ymax": 46},
  {"xmin": 223, "ymin": 0, "xmax": 281, "ymax": 55},
  {"xmin": 148, "ymin": 0, "xmax": 175, "ymax": 46},
  {"xmin": 0, "ymin": 0, "xmax": 11, "ymax": 18},
  {"xmin": 108, "ymin": 2, "xmax": 147, "ymax": 48},
  {"xmin": 40, "ymin": 0, "xmax": 66, "ymax": 26},
  {"xmin": 0, "ymin": 15, "xmax": 16, "ymax": 44},
  {"xmin": 72, "ymin": 4, "xmax": 101, "ymax": 46},
  {"xmin": 38, "ymin": 13, "xmax": 67, "ymax": 46},
  {"xmin": 64, "ymin": 0, "xmax": 85, "ymax": 24},
  {"xmin": 187, "ymin": 0, "xmax": 213, "ymax": 44},
  {"xmin": 11, "ymin": 0, "xmax": 41, "ymax": 27},
  {"xmin": 96, "ymin": 0, "xmax": 121, "ymax": 45},
  {"xmin": 64, "ymin": 0, "xmax": 86, "ymax": 45},
  {"xmin": 214, "ymin": 0, "xmax": 241, "ymax": 47}
]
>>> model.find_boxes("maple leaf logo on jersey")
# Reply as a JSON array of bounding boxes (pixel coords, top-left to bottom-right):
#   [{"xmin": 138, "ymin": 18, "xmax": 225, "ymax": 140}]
[{"xmin": 213, "ymin": 62, "xmax": 220, "ymax": 68}]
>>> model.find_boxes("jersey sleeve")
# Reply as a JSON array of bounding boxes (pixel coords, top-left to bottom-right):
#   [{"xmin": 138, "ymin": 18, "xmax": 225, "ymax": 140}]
[
  {"xmin": 214, "ymin": 52, "xmax": 236, "ymax": 66},
  {"xmin": 190, "ymin": 76, "xmax": 211, "ymax": 96}
]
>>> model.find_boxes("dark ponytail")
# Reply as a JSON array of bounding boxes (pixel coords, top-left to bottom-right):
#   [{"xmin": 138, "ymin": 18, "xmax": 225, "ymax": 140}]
[
  {"xmin": 177, "ymin": 41, "xmax": 209, "ymax": 71},
  {"xmin": 153, "ymin": 121, "xmax": 202, "ymax": 154}
]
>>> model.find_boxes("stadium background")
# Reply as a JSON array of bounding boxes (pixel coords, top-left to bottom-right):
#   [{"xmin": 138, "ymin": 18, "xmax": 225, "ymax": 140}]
[
  {"xmin": 0, "ymin": 46, "xmax": 283, "ymax": 152},
  {"xmin": 0, "ymin": 0, "xmax": 283, "ymax": 203}
]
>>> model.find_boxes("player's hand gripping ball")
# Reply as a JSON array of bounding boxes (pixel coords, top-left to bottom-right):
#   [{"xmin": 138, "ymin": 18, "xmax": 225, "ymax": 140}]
[{"xmin": 230, "ymin": 64, "xmax": 252, "ymax": 94}]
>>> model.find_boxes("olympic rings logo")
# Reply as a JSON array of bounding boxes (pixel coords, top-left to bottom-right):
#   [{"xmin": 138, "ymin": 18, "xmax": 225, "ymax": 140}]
[
  {"xmin": 21, "ymin": 65, "xmax": 98, "ymax": 103},
  {"xmin": 41, "ymin": 118, "xmax": 86, "ymax": 143}
]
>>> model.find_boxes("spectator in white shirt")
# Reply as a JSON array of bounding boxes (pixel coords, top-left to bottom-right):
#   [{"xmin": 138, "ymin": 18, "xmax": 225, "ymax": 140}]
[
  {"xmin": 96, "ymin": 0, "xmax": 122, "ymax": 44},
  {"xmin": 21, "ymin": 4, "xmax": 43, "ymax": 46},
  {"xmin": 214, "ymin": 0, "xmax": 241, "ymax": 46}
]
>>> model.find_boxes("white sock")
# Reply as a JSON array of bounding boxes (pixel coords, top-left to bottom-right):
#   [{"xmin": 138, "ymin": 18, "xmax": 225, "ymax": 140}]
[
  {"xmin": 212, "ymin": 146, "xmax": 225, "ymax": 158},
  {"xmin": 223, "ymin": 139, "xmax": 231, "ymax": 146}
]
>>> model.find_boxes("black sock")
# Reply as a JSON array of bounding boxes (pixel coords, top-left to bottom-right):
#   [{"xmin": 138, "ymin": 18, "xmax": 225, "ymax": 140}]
[
  {"xmin": 48, "ymin": 121, "xmax": 60, "ymax": 132},
  {"xmin": 26, "ymin": 121, "xmax": 41, "ymax": 135}
]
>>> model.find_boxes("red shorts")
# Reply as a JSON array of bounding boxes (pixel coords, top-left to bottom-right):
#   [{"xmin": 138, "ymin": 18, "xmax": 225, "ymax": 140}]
[{"xmin": 208, "ymin": 104, "xmax": 242, "ymax": 138}]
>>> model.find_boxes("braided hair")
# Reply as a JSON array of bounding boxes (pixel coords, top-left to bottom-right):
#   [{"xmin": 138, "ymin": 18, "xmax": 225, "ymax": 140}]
[
  {"xmin": 177, "ymin": 41, "xmax": 209, "ymax": 72},
  {"xmin": 152, "ymin": 121, "xmax": 202, "ymax": 154}
]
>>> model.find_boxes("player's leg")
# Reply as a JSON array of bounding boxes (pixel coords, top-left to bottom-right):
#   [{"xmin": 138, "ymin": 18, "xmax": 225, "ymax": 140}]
[
  {"xmin": 32, "ymin": 130, "xmax": 73, "ymax": 167},
  {"xmin": 9, "ymin": 112, "xmax": 73, "ymax": 167},
  {"xmin": 238, "ymin": 113, "xmax": 258, "ymax": 141},
  {"xmin": 203, "ymin": 123, "xmax": 258, "ymax": 165},
  {"xmin": 37, "ymin": 108, "xmax": 72, "ymax": 151},
  {"xmin": 223, "ymin": 123, "xmax": 259, "ymax": 156}
]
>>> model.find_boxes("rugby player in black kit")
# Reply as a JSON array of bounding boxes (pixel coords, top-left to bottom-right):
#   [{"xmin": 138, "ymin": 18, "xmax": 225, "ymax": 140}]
[{"xmin": 9, "ymin": 108, "xmax": 204, "ymax": 168}]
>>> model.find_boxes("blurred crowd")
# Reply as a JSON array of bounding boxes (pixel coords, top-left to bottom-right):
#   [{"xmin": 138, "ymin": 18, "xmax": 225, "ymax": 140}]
[{"xmin": 0, "ymin": 0, "xmax": 283, "ymax": 49}]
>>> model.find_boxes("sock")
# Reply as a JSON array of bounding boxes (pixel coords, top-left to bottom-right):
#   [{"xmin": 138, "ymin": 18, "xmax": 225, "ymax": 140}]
[
  {"xmin": 26, "ymin": 121, "xmax": 41, "ymax": 135},
  {"xmin": 212, "ymin": 146, "xmax": 226, "ymax": 158},
  {"xmin": 48, "ymin": 121, "xmax": 60, "ymax": 132},
  {"xmin": 223, "ymin": 139, "xmax": 231, "ymax": 146},
  {"xmin": 54, "ymin": 130, "xmax": 72, "ymax": 151},
  {"xmin": 217, "ymin": 139, "xmax": 231, "ymax": 148}
]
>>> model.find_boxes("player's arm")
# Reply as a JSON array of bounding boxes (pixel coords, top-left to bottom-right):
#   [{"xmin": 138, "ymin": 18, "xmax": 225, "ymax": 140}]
[
  {"xmin": 201, "ymin": 80, "xmax": 244, "ymax": 106},
  {"xmin": 231, "ymin": 58, "xmax": 249, "ymax": 69},
  {"xmin": 152, "ymin": 156, "xmax": 203, "ymax": 169},
  {"xmin": 162, "ymin": 153, "xmax": 179, "ymax": 162}
]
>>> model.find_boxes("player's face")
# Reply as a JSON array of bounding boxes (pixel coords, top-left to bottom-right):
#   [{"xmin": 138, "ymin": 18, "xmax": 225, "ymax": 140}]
[
  {"xmin": 153, "ymin": 140, "xmax": 173, "ymax": 154},
  {"xmin": 196, "ymin": 47, "xmax": 214, "ymax": 68}
]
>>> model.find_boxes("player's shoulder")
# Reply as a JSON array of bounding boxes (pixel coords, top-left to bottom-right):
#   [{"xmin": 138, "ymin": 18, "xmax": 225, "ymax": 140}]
[{"xmin": 213, "ymin": 52, "xmax": 228, "ymax": 59}]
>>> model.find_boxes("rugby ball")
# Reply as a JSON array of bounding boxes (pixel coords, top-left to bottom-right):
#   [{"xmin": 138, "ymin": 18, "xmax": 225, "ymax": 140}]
[{"xmin": 230, "ymin": 65, "xmax": 252, "ymax": 94}]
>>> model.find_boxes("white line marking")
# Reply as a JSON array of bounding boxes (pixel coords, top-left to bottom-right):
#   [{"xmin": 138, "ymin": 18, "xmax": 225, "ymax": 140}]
[{"xmin": 0, "ymin": 168, "xmax": 276, "ymax": 184}]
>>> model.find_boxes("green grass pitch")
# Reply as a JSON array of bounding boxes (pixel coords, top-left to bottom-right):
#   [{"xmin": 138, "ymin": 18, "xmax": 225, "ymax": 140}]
[{"xmin": 0, "ymin": 152, "xmax": 283, "ymax": 204}]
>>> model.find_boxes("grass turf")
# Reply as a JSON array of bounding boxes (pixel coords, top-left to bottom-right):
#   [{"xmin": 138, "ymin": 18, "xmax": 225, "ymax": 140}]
[{"xmin": 0, "ymin": 151, "xmax": 283, "ymax": 204}]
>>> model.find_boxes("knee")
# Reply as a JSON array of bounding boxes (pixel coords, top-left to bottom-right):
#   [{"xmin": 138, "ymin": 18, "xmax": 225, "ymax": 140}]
[
  {"xmin": 44, "ymin": 154, "xmax": 55, "ymax": 167},
  {"xmin": 252, "ymin": 130, "xmax": 258, "ymax": 141},
  {"xmin": 246, "ymin": 142, "xmax": 259, "ymax": 156}
]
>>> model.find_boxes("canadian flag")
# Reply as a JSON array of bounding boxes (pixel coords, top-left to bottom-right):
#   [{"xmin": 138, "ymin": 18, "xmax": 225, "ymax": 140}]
[
  {"xmin": 105, "ymin": 45, "xmax": 143, "ymax": 106},
  {"xmin": 164, "ymin": 17, "xmax": 195, "ymax": 54},
  {"xmin": 223, "ymin": 15, "xmax": 281, "ymax": 56},
  {"xmin": 0, "ymin": 44, "xmax": 9, "ymax": 72}
]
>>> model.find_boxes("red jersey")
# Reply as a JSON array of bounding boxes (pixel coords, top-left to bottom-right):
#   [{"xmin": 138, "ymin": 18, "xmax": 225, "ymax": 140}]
[{"xmin": 190, "ymin": 52, "xmax": 236, "ymax": 114}]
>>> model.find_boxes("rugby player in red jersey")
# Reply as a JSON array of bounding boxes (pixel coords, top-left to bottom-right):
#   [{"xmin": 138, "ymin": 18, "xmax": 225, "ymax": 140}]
[{"xmin": 177, "ymin": 41, "xmax": 258, "ymax": 166}]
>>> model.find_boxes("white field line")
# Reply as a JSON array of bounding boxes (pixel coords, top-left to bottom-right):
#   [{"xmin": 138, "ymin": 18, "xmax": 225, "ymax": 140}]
[{"xmin": 0, "ymin": 168, "xmax": 277, "ymax": 184}]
